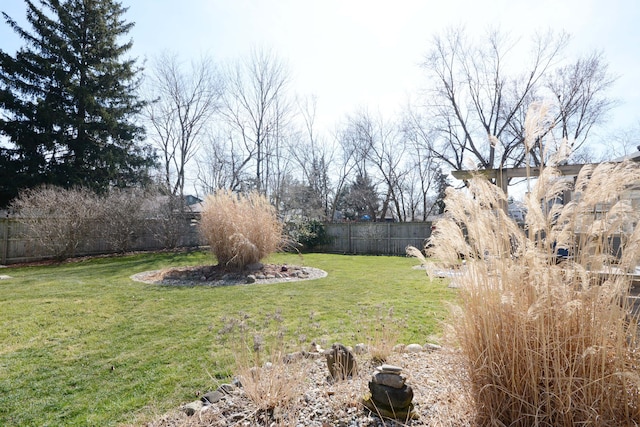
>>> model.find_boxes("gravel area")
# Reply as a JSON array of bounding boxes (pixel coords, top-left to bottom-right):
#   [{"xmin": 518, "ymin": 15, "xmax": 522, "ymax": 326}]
[{"xmin": 144, "ymin": 346, "xmax": 474, "ymax": 427}]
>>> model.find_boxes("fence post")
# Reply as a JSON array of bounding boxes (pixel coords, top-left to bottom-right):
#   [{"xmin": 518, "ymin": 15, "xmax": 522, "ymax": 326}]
[
  {"xmin": 1, "ymin": 219, "xmax": 8, "ymax": 265},
  {"xmin": 386, "ymin": 222, "xmax": 391, "ymax": 255}
]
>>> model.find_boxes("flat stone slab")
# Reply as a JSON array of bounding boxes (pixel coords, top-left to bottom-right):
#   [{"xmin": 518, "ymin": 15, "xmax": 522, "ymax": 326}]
[{"xmin": 377, "ymin": 364, "xmax": 403, "ymax": 374}]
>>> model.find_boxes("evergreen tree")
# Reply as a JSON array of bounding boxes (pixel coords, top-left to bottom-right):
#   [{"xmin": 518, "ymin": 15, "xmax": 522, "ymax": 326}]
[
  {"xmin": 433, "ymin": 167, "xmax": 450, "ymax": 215},
  {"xmin": 0, "ymin": 0, "xmax": 155, "ymax": 207},
  {"xmin": 336, "ymin": 173, "xmax": 379, "ymax": 221}
]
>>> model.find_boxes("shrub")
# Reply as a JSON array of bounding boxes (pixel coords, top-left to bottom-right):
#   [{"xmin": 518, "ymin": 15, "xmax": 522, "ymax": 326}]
[
  {"xmin": 143, "ymin": 191, "xmax": 191, "ymax": 249},
  {"xmin": 12, "ymin": 185, "xmax": 101, "ymax": 260},
  {"xmin": 410, "ymin": 114, "xmax": 640, "ymax": 425},
  {"xmin": 98, "ymin": 188, "xmax": 148, "ymax": 253},
  {"xmin": 199, "ymin": 190, "xmax": 283, "ymax": 269},
  {"xmin": 284, "ymin": 217, "xmax": 329, "ymax": 252}
]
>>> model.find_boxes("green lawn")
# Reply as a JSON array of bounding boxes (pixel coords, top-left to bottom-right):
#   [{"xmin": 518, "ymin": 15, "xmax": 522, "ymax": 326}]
[{"xmin": 0, "ymin": 251, "xmax": 455, "ymax": 426}]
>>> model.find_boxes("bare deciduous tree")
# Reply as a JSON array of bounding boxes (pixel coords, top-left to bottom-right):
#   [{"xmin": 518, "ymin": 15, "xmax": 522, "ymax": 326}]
[
  {"xmin": 421, "ymin": 27, "xmax": 615, "ymax": 175},
  {"xmin": 287, "ymin": 96, "xmax": 334, "ymax": 219},
  {"xmin": 402, "ymin": 108, "xmax": 445, "ymax": 220},
  {"xmin": 343, "ymin": 110, "xmax": 408, "ymax": 221},
  {"xmin": 219, "ymin": 48, "xmax": 293, "ymax": 195},
  {"xmin": 145, "ymin": 52, "xmax": 222, "ymax": 197}
]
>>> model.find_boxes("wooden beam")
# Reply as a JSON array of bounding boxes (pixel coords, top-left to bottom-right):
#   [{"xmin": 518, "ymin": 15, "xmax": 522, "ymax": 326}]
[{"xmin": 451, "ymin": 163, "xmax": 601, "ymax": 181}]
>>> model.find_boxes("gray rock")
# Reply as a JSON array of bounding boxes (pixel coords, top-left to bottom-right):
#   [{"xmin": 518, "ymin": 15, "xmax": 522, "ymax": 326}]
[
  {"xmin": 246, "ymin": 274, "xmax": 256, "ymax": 284},
  {"xmin": 371, "ymin": 372, "xmax": 406, "ymax": 388},
  {"xmin": 245, "ymin": 262, "xmax": 264, "ymax": 272},
  {"xmin": 372, "ymin": 372, "xmax": 406, "ymax": 389},
  {"xmin": 283, "ymin": 351, "xmax": 303, "ymax": 363},
  {"xmin": 217, "ymin": 383, "xmax": 235, "ymax": 394},
  {"xmin": 369, "ymin": 382, "xmax": 414, "ymax": 409},
  {"xmin": 201, "ymin": 390, "xmax": 224, "ymax": 404},
  {"xmin": 354, "ymin": 343, "xmax": 367, "ymax": 354},
  {"xmin": 424, "ymin": 343, "xmax": 442, "ymax": 352},
  {"xmin": 181, "ymin": 400, "xmax": 203, "ymax": 416},
  {"xmin": 392, "ymin": 343, "xmax": 405, "ymax": 352},
  {"xmin": 405, "ymin": 343, "xmax": 424, "ymax": 353},
  {"xmin": 308, "ymin": 342, "xmax": 323, "ymax": 353},
  {"xmin": 325, "ymin": 343, "xmax": 357, "ymax": 380}
]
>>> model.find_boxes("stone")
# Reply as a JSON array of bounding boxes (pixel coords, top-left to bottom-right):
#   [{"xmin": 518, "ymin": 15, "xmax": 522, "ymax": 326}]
[
  {"xmin": 362, "ymin": 397, "xmax": 418, "ymax": 421},
  {"xmin": 308, "ymin": 342, "xmax": 323, "ymax": 353},
  {"xmin": 424, "ymin": 343, "xmax": 442, "ymax": 352},
  {"xmin": 392, "ymin": 344, "xmax": 405, "ymax": 352},
  {"xmin": 354, "ymin": 343, "xmax": 367, "ymax": 354},
  {"xmin": 325, "ymin": 343, "xmax": 357, "ymax": 380},
  {"xmin": 378, "ymin": 364, "xmax": 403, "ymax": 374},
  {"xmin": 217, "ymin": 383, "xmax": 235, "ymax": 394},
  {"xmin": 372, "ymin": 372, "xmax": 406, "ymax": 389},
  {"xmin": 283, "ymin": 351, "xmax": 304, "ymax": 363},
  {"xmin": 246, "ymin": 274, "xmax": 256, "ymax": 284},
  {"xmin": 181, "ymin": 400, "xmax": 203, "ymax": 416},
  {"xmin": 201, "ymin": 390, "xmax": 224, "ymax": 404},
  {"xmin": 369, "ymin": 382, "xmax": 414, "ymax": 409},
  {"xmin": 245, "ymin": 262, "xmax": 263, "ymax": 272},
  {"xmin": 405, "ymin": 343, "xmax": 423, "ymax": 353}
]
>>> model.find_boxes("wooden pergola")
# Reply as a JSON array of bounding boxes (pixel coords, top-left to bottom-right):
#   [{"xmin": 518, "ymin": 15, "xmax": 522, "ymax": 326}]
[
  {"xmin": 450, "ymin": 151, "xmax": 640, "ymax": 196},
  {"xmin": 451, "ymin": 164, "xmax": 591, "ymax": 195}
]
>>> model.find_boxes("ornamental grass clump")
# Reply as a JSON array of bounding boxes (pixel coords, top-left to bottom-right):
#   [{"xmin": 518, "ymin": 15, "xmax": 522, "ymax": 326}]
[
  {"xmin": 200, "ymin": 190, "xmax": 283, "ymax": 270},
  {"xmin": 413, "ymin": 106, "xmax": 640, "ymax": 426}
]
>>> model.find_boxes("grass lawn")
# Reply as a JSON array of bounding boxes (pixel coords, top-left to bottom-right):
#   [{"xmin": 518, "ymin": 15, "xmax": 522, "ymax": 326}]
[{"xmin": 0, "ymin": 251, "xmax": 455, "ymax": 426}]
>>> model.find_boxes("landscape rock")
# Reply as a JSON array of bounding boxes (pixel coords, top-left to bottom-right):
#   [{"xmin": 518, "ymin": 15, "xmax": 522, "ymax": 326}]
[
  {"xmin": 405, "ymin": 343, "xmax": 424, "ymax": 353},
  {"xmin": 392, "ymin": 344, "xmax": 405, "ymax": 352},
  {"xmin": 378, "ymin": 364, "xmax": 403, "ymax": 374},
  {"xmin": 201, "ymin": 390, "xmax": 224, "ymax": 404},
  {"xmin": 181, "ymin": 400, "xmax": 203, "ymax": 416},
  {"xmin": 362, "ymin": 363, "xmax": 416, "ymax": 421},
  {"xmin": 354, "ymin": 343, "xmax": 367, "ymax": 354},
  {"xmin": 424, "ymin": 343, "xmax": 442, "ymax": 352},
  {"xmin": 245, "ymin": 262, "xmax": 264, "ymax": 272},
  {"xmin": 369, "ymin": 382, "xmax": 414, "ymax": 409},
  {"xmin": 308, "ymin": 341, "xmax": 323, "ymax": 353},
  {"xmin": 217, "ymin": 383, "xmax": 235, "ymax": 394},
  {"xmin": 325, "ymin": 343, "xmax": 357, "ymax": 380},
  {"xmin": 245, "ymin": 274, "xmax": 256, "ymax": 284},
  {"xmin": 372, "ymin": 372, "xmax": 406, "ymax": 389}
]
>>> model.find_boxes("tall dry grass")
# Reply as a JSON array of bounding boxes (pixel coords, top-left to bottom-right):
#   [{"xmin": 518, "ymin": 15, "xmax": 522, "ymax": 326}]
[
  {"xmin": 199, "ymin": 190, "xmax": 283, "ymax": 269},
  {"xmin": 412, "ymin": 106, "xmax": 640, "ymax": 426}
]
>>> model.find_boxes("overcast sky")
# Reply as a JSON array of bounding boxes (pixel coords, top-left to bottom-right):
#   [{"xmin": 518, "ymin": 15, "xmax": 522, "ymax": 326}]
[{"xmin": 1, "ymin": 0, "xmax": 639, "ymax": 141}]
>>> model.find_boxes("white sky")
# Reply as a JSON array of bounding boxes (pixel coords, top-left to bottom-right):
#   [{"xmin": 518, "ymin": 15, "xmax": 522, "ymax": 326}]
[{"xmin": 1, "ymin": 0, "xmax": 639, "ymax": 143}]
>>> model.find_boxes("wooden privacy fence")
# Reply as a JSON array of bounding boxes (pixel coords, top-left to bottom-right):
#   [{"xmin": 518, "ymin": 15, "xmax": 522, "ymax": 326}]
[
  {"xmin": 0, "ymin": 218, "xmax": 433, "ymax": 264},
  {"xmin": 0, "ymin": 216, "xmax": 201, "ymax": 265},
  {"xmin": 319, "ymin": 222, "xmax": 433, "ymax": 255}
]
